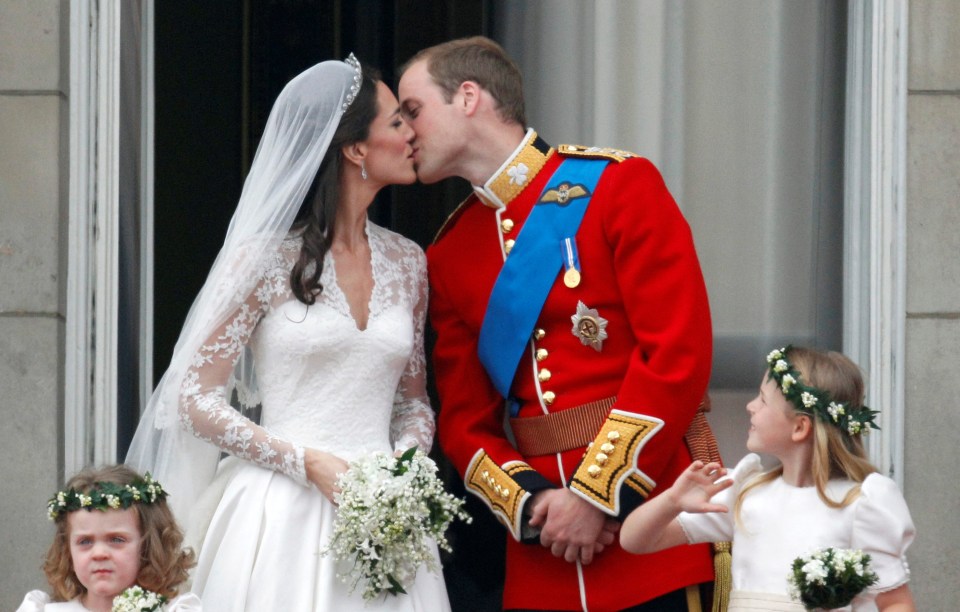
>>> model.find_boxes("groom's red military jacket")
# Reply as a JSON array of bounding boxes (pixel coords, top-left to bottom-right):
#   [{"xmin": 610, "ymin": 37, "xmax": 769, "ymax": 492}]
[{"xmin": 427, "ymin": 130, "xmax": 714, "ymax": 611}]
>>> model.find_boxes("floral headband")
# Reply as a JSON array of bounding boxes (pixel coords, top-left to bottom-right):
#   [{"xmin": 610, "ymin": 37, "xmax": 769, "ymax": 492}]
[
  {"xmin": 47, "ymin": 473, "xmax": 167, "ymax": 520},
  {"xmin": 766, "ymin": 347, "xmax": 879, "ymax": 436}
]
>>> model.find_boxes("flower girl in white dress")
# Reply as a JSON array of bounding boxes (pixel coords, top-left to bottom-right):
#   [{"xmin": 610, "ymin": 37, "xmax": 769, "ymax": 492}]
[
  {"xmin": 125, "ymin": 55, "xmax": 451, "ymax": 610},
  {"xmin": 620, "ymin": 346, "xmax": 916, "ymax": 611},
  {"xmin": 17, "ymin": 465, "xmax": 201, "ymax": 612}
]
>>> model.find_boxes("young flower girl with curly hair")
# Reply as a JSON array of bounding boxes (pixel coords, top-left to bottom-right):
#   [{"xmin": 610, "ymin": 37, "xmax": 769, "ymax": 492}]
[
  {"xmin": 620, "ymin": 346, "xmax": 916, "ymax": 611},
  {"xmin": 18, "ymin": 465, "xmax": 201, "ymax": 612}
]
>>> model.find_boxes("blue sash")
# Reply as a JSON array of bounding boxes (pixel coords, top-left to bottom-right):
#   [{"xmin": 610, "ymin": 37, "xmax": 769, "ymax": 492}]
[{"xmin": 478, "ymin": 158, "xmax": 608, "ymax": 412}]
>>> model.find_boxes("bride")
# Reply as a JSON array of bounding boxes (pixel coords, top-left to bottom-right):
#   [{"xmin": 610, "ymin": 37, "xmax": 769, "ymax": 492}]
[{"xmin": 127, "ymin": 56, "xmax": 450, "ymax": 610}]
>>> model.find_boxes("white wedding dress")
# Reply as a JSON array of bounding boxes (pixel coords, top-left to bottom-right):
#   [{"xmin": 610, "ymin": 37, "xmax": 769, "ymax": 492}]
[{"xmin": 181, "ymin": 220, "xmax": 450, "ymax": 611}]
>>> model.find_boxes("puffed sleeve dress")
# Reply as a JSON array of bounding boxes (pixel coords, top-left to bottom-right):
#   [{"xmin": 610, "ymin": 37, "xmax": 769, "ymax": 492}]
[{"xmin": 678, "ymin": 454, "xmax": 914, "ymax": 611}]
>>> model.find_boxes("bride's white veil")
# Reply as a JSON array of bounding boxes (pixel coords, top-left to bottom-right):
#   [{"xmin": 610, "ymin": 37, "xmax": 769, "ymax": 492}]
[{"xmin": 126, "ymin": 56, "xmax": 363, "ymax": 521}]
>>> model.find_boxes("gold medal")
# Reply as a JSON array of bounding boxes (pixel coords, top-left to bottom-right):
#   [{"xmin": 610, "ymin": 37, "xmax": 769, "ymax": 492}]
[
  {"xmin": 561, "ymin": 237, "xmax": 581, "ymax": 288},
  {"xmin": 563, "ymin": 267, "xmax": 581, "ymax": 288}
]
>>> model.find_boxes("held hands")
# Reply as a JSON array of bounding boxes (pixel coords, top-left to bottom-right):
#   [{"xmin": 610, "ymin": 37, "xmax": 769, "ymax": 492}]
[
  {"xmin": 528, "ymin": 489, "xmax": 619, "ymax": 565},
  {"xmin": 665, "ymin": 460, "xmax": 733, "ymax": 515},
  {"xmin": 304, "ymin": 448, "xmax": 350, "ymax": 503}
]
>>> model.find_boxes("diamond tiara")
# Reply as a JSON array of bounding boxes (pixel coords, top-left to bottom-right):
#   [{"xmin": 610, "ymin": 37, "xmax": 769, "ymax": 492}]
[{"xmin": 343, "ymin": 53, "xmax": 363, "ymax": 111}]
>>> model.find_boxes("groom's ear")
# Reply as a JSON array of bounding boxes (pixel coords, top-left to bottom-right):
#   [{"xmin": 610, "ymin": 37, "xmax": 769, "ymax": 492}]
[{"xmin": 458, "ymin": 80, "xmax": 481, "ymax": 116}]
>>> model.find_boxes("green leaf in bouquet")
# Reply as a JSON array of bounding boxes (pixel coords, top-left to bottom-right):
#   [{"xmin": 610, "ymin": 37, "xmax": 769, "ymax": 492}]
[{"xmin": 387, "ymin": 574, "xmax": 408, "ymax": 596}]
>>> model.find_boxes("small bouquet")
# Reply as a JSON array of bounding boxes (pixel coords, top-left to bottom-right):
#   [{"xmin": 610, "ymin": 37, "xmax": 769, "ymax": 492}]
[
  {"xmin": 323, "ymin": 447, "xmax": 471, "ymax": 600},
  {"xmin": 787, "ymin": 547, "xmax": 879, "ymax": 610},
  {"xmin": 112, "ymin": 586, "xmax": 167, "ymax": 612}
]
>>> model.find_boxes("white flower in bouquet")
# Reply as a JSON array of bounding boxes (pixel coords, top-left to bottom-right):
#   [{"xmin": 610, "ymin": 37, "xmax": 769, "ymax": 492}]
[
  {"xmin": 323, "ymin": 447, "xmax": 471, "ymax": 600},
  {"xmin": 111, "ymin": 586, "xmax": 167, "ymax": 612},
  {"xmin": 787, "ymin": 547, "xmax": 878, "ymax": 610}
]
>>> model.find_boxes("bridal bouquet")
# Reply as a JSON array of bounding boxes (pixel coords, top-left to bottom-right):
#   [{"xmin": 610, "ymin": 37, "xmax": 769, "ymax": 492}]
[
  {"xmin": 324, "ymin": 447, "xmax": 471, "ymax": 600},
  {"xmin": 112, "ymin": 586, "xmax": 167, "ymax": 612},
  {"xmin": 787, "ymin": 547, "xmax": 878, "ymax": 610}
]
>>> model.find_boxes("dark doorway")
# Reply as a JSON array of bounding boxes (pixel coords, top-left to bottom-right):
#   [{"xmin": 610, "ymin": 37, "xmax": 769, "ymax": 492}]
[{"xmin": 152, "ymin": 0, "xmax": 493, "ymax": 387}]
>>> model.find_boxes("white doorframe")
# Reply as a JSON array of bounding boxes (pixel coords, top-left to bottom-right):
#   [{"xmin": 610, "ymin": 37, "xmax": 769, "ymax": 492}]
[
  {"xmin": 843, "ymin": 0, "xmax": 908, "ymax": 484},
  {"xmin": 66, "ymin": 0, "xmax": 154, "ymax": 472},
  {"xmin": 140, "ymin": 1, "xmax": 156, "ymax": 421},
  {"xmin": 66, "ymin": 0, "xmax": 112, "ymax": 474}
]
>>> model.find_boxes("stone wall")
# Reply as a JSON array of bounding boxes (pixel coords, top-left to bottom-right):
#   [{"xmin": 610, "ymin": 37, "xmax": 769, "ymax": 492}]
[
  {"xmin": 0, "ymin": 1, "xmax": 66, "ymax": 607},
  {"xmin": 904, "ymin": 0, "xmax": 960, "ymax": 608}
]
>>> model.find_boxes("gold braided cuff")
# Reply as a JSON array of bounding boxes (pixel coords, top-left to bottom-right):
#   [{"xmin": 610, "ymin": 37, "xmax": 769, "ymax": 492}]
[
  {"xmin": 569, "ymin": 410, "xmax": 663, "ymax": 516},
  {"xmin": 465, "ymin": 450, "xmax": 533, "ymax": 541}
]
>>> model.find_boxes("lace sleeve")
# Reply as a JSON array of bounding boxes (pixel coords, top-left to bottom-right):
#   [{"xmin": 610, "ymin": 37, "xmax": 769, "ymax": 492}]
[
  {"xmin": 389, "ymin": 247, "xmax": 436, "ymax": 452},
  {"xmin": 178, "ymin": 252, "xmax": 308, "ymax": 486}
]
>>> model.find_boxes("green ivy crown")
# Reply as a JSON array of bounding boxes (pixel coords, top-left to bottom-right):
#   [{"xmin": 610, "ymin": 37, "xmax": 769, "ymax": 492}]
[
  {"xmin": 766, "ymin": 346, "xmax": 879, "ymax": 436},
  {"xmin": 47, "ymin": 473, "xmax": 167, "ymax": 520}
]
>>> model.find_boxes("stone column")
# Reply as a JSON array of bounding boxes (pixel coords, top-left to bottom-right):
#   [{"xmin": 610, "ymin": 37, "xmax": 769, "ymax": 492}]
[
  {"xmin": 904, "ymin": 1, "xmax": 960, "ymax": 609},
  {"xmin": 0, "ymin": 1, "xmax": 67, "ymax": 606}
]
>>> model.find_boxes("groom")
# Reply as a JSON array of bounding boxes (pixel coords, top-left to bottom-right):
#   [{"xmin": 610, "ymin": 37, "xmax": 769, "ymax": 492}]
[{"xmin": 399, "ymin": 36, "xmax": 715, "ymax": 611}]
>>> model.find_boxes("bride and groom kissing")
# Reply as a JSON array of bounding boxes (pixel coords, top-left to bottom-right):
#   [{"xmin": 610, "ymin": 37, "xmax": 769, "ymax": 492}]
[{"xmin": 126, "ymin": 35, "xmax": 712, "ymax": 612}]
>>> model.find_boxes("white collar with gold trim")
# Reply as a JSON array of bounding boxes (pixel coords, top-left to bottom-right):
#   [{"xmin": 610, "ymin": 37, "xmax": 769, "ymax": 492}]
[{"xmin": 472, "ymin": 128, "xmax": 553, "ymax": 209}]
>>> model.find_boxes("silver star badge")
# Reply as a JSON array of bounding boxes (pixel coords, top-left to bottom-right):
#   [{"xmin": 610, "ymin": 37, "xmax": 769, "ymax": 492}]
[{"xmin": 571, "ymin": 301, "xmax": 608, "ymax": 351}]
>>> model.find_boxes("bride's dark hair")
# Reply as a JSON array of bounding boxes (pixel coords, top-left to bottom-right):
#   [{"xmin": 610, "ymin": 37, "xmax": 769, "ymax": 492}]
[{"xmin": 290, "ymin": 62, "xmax": 382, "ymax": 305}]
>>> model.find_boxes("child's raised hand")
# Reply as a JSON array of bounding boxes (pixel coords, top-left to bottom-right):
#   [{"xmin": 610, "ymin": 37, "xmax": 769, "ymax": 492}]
[
  {"xmin": 621, "ymin": 460, "xmax": 733, "ymax": 554},
  {"xmin": 666, "ymin": 460, "xmax": 733, "ymax": 514}
]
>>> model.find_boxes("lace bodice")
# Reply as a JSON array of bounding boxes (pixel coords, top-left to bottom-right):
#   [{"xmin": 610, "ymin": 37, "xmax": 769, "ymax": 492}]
[{"xmin": 178, "ymin": 220, "xmax": 434, "ymax": 486}]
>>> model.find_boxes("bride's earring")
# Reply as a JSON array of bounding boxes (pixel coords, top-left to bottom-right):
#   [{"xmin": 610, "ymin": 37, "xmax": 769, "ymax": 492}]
[{"xmin": 361, "ymin": 160, "xmax": 368, "ymax": 180}]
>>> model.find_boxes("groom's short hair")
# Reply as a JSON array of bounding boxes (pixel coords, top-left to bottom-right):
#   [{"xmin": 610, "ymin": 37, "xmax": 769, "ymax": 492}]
[{"xmin": 401, "ymin": 36, "xmax": 526, "ymax": 127}]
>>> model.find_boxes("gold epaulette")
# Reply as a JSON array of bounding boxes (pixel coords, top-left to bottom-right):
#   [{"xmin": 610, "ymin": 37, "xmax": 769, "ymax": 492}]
[
  {"xmin": 464, "ymin": 450, "xmax": 532, "ymax": 541},
  {"xmin": 432, "ymin": 194, "xmax": 478, "ymax": 244},
  {"xmin": 557, "ymin": 144, "xmax": 638, "ymax": 163},
  {"xmin": 569, "ymin": 410, "xmax": 664, "ymax": 516}
]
